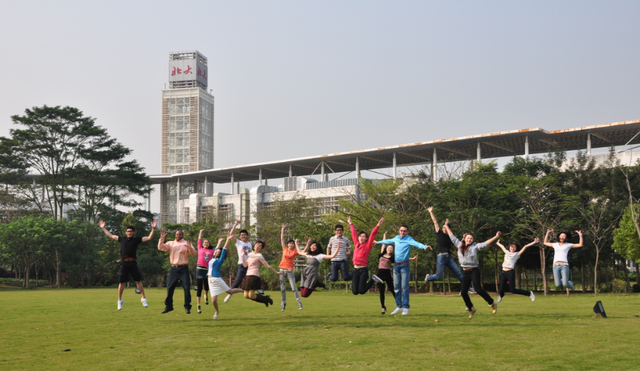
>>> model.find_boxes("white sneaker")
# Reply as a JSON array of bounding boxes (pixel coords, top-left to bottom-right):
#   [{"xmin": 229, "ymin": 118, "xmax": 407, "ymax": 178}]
[
  {"xmin": 213, "ymin": 312, "xmax": 218, "ymax": 320},
  {"xmin": 390, "ymin": 307, "xmax": 402, "ymax": 315},
  {"xmin": 401, "ymin": 308, "xmax": 409, "ymax": 316},
  {"xmin": 497, "ymin": 296, "xmax": 502, "ymax": 303},
  {"xmin": 141, "ymin": 298, "xmax": 148, "ymax": 307},
  {"xmin": 298, "ymin": 302, "xmax": 303, "ymax": 310},
  {"xmin": 490, "ymin": 302, "xmax": 498, "ymax": 314},
  {"xmin": 530, "ymin": 291, "xmax": 536, "ymax": 302},
  {"xmin": 468, "ymin": 287, "xmax": 477, "ymax": 294},
  {"xmin": 464, "ymin": 307, "xmax": 470, "ymax": 311},
  {"xmin": 117, "ymin": 300, "xmax": 123, "ymax": 310},
  {"xmin": 371, "ymin": 275, "xmax": 383, "ymax": 283},
  {"xmin": 224, "ymin": 294, "xmax": 232, "ymax": 303}
]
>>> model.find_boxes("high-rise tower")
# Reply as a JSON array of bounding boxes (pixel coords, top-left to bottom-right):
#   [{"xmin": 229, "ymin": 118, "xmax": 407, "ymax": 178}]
[{"xmin": 160, "ymin": 50, "xmax": 214, "ymax": 224}]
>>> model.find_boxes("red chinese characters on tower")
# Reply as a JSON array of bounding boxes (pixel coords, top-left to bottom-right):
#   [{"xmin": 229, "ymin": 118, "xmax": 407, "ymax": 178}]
[
  {"xmin": 184, "ymin": 65, "xmax": 192, "ymax": 74},
  {"xmin": 197, "ymin": 67, "xmax": 207, "ymax": 79},
  {"xmin": 171, "ymin": 66, "xmax": 183, "ymax": 76}
]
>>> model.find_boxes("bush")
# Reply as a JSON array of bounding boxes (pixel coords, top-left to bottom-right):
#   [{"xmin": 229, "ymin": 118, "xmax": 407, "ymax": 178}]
[
  {"xmin": 612, "ymin": 279, "xmax": 627, "ymax": 294},
  {"xmin": 632, "ymin": 284, "xmax": 640, "ymax": 293}
]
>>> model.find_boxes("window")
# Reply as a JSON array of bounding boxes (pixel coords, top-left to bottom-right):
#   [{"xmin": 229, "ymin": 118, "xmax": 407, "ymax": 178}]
[
  {"xmin": 169, "ymin": 148, "xmax": 190, "ymax": 164},
  {"xmin": 169, "ymin": 116, "xmax": 190, "ymax": 131},
  {"xmin": 169, "ymin": 97, "xmax": 190, "ymax": 114},
  {"xmin": 169, "ymin": 132, "xmax": 190, "ymax": 147}
]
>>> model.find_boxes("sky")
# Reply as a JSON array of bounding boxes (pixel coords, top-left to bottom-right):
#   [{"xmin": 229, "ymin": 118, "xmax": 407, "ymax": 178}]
[{"xmin": 1, "ymin": 1, "xmax": 639, "ymax": 213}]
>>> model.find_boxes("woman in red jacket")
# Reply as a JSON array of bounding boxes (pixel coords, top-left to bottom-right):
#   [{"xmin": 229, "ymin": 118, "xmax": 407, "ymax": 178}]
[{"xmin": 348, "ymin": 216, "xmax": 385, "ymax": 295}]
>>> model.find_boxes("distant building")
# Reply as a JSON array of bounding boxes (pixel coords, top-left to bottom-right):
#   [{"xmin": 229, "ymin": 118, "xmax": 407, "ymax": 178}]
[{"xmin": 159, "ymin": 50, "xmax": 214, "ymax": 224}]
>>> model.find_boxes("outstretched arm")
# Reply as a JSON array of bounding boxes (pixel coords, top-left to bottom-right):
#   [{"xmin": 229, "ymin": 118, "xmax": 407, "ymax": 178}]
[
  {"xmin": 99, "ymin": 220, "xmax": 119, "ymax": 241},
  {"xmin": 380, "ymin": 232, "xmax": 388, "ymax": 254},
  {"xmin": 281, "ymin": 224, "xmax": 287, "ymax": 249},
  {"xmin": 442, "ymin": 221, "xmax": 453, "ymax": 236},
  {"xmin": 348, "ymin": 216, "xmax": 359, "ymax": 246},
  {"xmin": 518, "ymin": 238, "xmax": 540, "ymax": 256},
  {"xmin": 483, "ymin": 231, "xmax": 502, "ymax": 246},
  {"xmin": 141, "ymin": 220, "xmax": 157, "ymax": 242},
  {"xmin": 215, "ymin": 237, "xmax": 224, "ymax": 249},
  {"xmin": 229, "ymin": 220, "xmax": 241, "ymax": 243},
  {"xmin": 197, "ymin": 229, "xmax": 204, "ymax": 249},
  {"xmin": 572, "ymin": 230, "xmax": 583, "ymax": 248},
  {"xmin": 496, "ymin": 240, "xmax": 508, "ymax": 254},
  {"xmin": 543, "ymin": 229, "xmax": 554, "ymax": 247},
  {"xmin": 296, "ymin": 238, "xmax": 310, "ymax": 257},
  {"xmin": 427, "ymin": 206, "xmax": 440, "ymax": 233},
  {"xmin": 158, "ymin": 229, "xmax": 169, "ymax": 251}
]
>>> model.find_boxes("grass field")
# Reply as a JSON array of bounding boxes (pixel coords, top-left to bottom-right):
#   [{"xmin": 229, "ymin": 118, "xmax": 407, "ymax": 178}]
[{"xmin": 1, "ymin": 286, "xmax": 638, "ymax": 370}]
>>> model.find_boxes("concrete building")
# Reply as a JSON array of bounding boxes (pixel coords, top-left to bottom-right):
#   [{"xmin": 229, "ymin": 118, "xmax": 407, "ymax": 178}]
[
  {"xmin": 159, "ymin": 50, "xmax": 214, "ymax": 224},
  {"xmin": 151, "ymin": 118, "xmax": 640, "ymax": 226}
]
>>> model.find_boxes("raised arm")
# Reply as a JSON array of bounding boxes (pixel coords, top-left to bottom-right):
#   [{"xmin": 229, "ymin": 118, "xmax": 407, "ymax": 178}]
[
  {"xmin": 197, "ymin": 229, "xmax": 204, "ymax": 249},
  {"xmin": 324, "ymin": 242, "xmax": 342, "ymax": 260},
  {"xmin": 572, "ymin": 230, "xmax": 583, "ymax": 248},
  {"xmin": 215, "ymin": 237, "xmax": 224, "ymax": 249},
  {"xmin": 229, "ymin": 220, "xmax": 241, "ymax": 243},
  {"xmin": 481, "ymin": 231, "xmax": 502, "ymax": 247},
  {"xmin": 444, "ymin": 225, "xmax": 463, "ymax": 248},
  {"xmin": 518, "ymin": 238, "xmax": 540, "ymax": 256},
  {"xmin": 296, "ymin": 238, "xmax": 310, "ymax": 257},
  {"xmin": 186, "ymin": 240, "xmax": 197, "ymax": 256},
  {"xmin": 98, "ymin": 220, "xmax": 119, "ymax": 241},
  {"xmin": 380, "ymin": 232, "xmax": 388, "ymax": 254},
  {"xmin": 427, "ymin": 206, "xmax": 440, "ymax": 233},
  {"xmin": 348, "ymin": 216, "xmax": 359, "ymax": 246},
  {"xmin": 442, "ymin": 221, "xmax": 453, "ymax": 236},
  {"xmin": 281, "ymin": 224, "xmax": 287, "ymax": 249},
  {"xmin": 158, "ymin": 229, "xmax": 170, "ymax": 251},
  {"xmin": 141, "ymin": 220, "xmax": 157, "ymax": 242},
  {"xmin": 543, "ymin": 229, "xmax": 554, "ymax": 247},
  {"xmin": 496, "ymin": 240, "xmax": 508, "ymax": 254}
]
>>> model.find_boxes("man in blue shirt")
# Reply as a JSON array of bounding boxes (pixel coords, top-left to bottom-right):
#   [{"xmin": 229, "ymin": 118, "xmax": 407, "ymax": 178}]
[{"xmin": 376, "ymin": 224, "xmax": 430, "ymax": 316}]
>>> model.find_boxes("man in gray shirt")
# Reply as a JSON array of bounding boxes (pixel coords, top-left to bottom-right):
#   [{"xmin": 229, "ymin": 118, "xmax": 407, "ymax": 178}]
[{"xmin": 327, "ymin": 224, "xmax": 352, "ymax": 282}]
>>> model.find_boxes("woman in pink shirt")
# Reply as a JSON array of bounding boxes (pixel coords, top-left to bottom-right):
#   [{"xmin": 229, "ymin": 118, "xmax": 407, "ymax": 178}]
[
  {"xmin": 241, "ymin": 240, "xmax": 283, "ymax": 307},
  {"xmin": 196, "ymin": 230, "xmax": 221, "ymax": 314},
  {"xmin": 348, "ymin": 216, "xmax": 384, "ymax": 296}
]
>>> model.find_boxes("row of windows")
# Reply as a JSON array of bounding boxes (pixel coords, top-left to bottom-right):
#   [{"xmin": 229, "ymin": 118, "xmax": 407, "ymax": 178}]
[
  {"xmin": 169, "ymin": 115, "xmax": 190, "ymax": 131},
  {"xmin": 168, "ymin": 165, "xmax": 190, "ymax": 174},
  {"xmin": 169, "ymin": 97, "xmax": 191, "ymax": 114},
  {"xmin": 200, "ymin": 99, "xmax": 213, "ymax": 120},
  {"xmin": 169, "ymin": 148, "xmax": 191, "ymax": 164},
  {"xmin": 169, "ymin": 132, "xmax": 190, "ymax": 147}
]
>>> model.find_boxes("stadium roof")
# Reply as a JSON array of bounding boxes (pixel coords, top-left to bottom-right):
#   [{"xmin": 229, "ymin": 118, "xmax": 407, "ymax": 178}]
[{"xmin": 150, "ymin": 119, "xmax": 640, "ymax": 184}]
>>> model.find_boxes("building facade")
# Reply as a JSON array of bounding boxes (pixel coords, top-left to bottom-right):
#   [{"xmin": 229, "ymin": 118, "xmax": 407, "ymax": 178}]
[{"xmin": 159, "ymin": 51, "xmax": 214, "ymax": 224}]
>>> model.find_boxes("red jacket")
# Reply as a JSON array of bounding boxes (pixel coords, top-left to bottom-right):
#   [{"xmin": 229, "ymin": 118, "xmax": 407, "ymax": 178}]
[{"xmin": 350, "ymin": 224, "xmax": 379, "ymax": 266}]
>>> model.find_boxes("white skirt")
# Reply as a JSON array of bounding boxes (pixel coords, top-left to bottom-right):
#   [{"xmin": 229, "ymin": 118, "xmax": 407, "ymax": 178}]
[{"xmin": 208, "ymin": 277, "xmax": 230, "ymax": 297}]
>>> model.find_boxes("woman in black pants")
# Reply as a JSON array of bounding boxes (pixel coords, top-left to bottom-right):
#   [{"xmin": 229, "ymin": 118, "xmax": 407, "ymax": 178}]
[
  {"xmin": 442, "ymin": 223, "xmax": 501, "ymax": 320},
  {"xmin": 496, "ymin": 238, "xmax": 538, "ymax": 303}
]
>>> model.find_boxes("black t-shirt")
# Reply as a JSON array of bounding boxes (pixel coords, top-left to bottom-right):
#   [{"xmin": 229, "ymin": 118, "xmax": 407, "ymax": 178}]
[
  {"xmin": 118, "ymin": 236, "xmax": 144, "ymax": 259},
  {"xmin": 436, "ymin": 230, "xmax": 452, "ymax": 254}
]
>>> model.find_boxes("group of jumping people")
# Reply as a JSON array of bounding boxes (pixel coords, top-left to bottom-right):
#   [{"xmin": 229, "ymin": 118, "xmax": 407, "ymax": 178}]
[{"xmin": 100, "ymin": 206, "xmax": 583, "ymax": 320}]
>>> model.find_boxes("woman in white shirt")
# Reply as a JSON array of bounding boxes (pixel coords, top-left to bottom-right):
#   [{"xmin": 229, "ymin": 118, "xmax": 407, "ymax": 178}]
[
  {"xmin": 296, "ymin": 239, "xmax": 341, "ymax": 298},
  {"xmin": 543, "ymin": 229, "xmax": 583, "ymax": 297},
  {"xmin": 496, "ymin": 238, "xmax": 539, "ymax": 303}
]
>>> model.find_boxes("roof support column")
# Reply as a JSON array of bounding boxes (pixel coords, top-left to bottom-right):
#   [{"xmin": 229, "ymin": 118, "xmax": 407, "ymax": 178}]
[
  {"xmin": 393, "ymin": 153, "xmax": 397, "ymax": 179},
  {"xmin": 230, "ymin": 173, "xmax": 234, "ymax": 194},
  {"xmin": 204, "ymin": 176, "xmax": 208, "ymax": 196},
  {"xmin": 432, "ymin": 148, "xmax": 437, "ymax": 182},
  {"xmin": 355, "ymin": 157, "xmax": 360, "ymax": 178},
  {"xmin": 587, "ymin": 133, "xmax": 592, "ymax": 156},
  {"xmin": 258, "ymin": 169, "xmax": 262, "ymax": 185},
  {"xmin": 477, "ymin": 143, "xmax": 481, "ymax": 162},
  {"xmin": 176, "ymin": 177, "xmax": 181, "ymax": 223},
  {"xmin": 524, "ymin": 136, "xmax": 529, "ymax": 161},
  {"xmin": 320, "ymin": 162, "xmax": 325, "ymax": 182},
  {"xmin": 289, "ymin": 165, "xmax": 292, "ymax": 177}
]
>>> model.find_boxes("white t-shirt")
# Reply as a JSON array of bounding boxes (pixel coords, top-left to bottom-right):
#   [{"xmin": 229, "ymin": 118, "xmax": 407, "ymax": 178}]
[
  {"xmin": 552, "ymin": 242, "xmax": 573, "ymax": 263},
  {"xmin": 309, "ymin": 254, "xmax": 326, "ymax": 263},
  {"xmin": 502, "ymin": 252, "xmax": 520, "ymax": 269},
  {"xmin": 328, "ymin": 236, "xmax": 350, "ymax": 262},
  {"xmin": 235, "ymin": 240, "xmax": 253, "ymax": 265}
]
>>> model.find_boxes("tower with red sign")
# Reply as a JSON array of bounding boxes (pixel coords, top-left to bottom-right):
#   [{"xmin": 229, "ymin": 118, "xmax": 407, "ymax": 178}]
[{"xmin": 160, "ymin": 50, "xmax": 214, "ymax": 224}]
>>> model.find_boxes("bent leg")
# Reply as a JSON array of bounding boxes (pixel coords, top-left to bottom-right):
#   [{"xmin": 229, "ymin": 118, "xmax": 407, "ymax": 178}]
[
  {"xmin": 231, "ymin": 265, "xmax": 248, "ymax": 289},
  {"xmin": 471, "ymin": 269, "xmax": 493, "ymax": 305},
  {"xmin": 445, "ymin": 256, "xmax": 464, "ymax": 282},
  {"xmin": 329, "ymin": 262, "xmax": 339, "ymax": 282},
  {"xmin": 427, "ymin": 255, "xmax": 445, "ymax": 281}
]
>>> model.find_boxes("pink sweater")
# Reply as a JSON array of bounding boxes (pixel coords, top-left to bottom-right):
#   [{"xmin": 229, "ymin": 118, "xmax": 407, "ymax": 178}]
[
  {"xmin": 350, "ymin": 224, "xmax": 379, "ymax": 266},
  {"xmin": 246, "ymin": 253, "xmax": 270, "ymax": 276},
  {"xmin": 197, "ymin": 239, "xmax": 215, "ymax": 267}
]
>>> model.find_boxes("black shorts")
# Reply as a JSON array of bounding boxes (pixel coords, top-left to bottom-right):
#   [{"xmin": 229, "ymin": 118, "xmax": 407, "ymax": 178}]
[
  {"xmin": 242, "ymin": 275, "xmax": 262, "ymax": 291},
  {"xmin": 119, "ymin": 261, "xmax": 142, "ymax": 283}
]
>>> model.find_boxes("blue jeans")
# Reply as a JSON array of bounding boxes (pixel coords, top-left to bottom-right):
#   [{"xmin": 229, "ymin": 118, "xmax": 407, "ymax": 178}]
[
  {"xmin": 328, "ymin": 260, "xmax": 352, "ymax": 282},
  {"xmin": 231, "ymin": 264, "xmax": 248, "ymax": 289},
  {"xmin": 165, "ymin": 265, "xmax": 191, "ymax": 310},
  {"xmin": 427, "ymin": 255, "xmax": 463, "ymax": 282},
  {"xmin": 553, "ymin": 263, "xmax": 574, "ymax": 289},
  {"xmin": 393, "ymin": 262, "xmax": 411, "ymax": 309}
]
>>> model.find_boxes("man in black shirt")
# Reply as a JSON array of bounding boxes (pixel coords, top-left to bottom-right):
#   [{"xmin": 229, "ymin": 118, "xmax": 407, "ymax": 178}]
[
  {"xmin": 424, "ymin": 207, "xmax": 464, "ymax": 284},
  {"xmin": 99, "ymin": 219, "xmax": 157, "ymax": 310}
]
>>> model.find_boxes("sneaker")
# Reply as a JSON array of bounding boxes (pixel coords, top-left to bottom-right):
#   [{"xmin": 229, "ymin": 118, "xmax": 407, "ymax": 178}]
[
  {"xmin": 372, "ymin": 275, "xmax": 383, "ymax": 283},
  {"xmin": 161, "ymin": 308, "xmax": 173, "ymax": 314},
  {"xmin": 267, "ymin": 295, "xmax": 273, "ymax": 306},
  {"xmin": 402, "ymin": 308, "xmax": 409, "ymax": 316},
  {"xmin": 464, "ymin": 307, "xmax": 470, "ymax": 311},
  {"xmin": 213, "ymin": 312, "xmax": 218, "ymax": 320},
  {"xmin": 468, "ymin": 307, "xmax": 477, "ymax": 319},
  {"xmin": 424, "ymin": 274, "xmax": 431, "ymax": 282},
  {"xmin": 390, "ymin": 307, "xmax": 402, "ymax": 315},
  {"xmin": 497, "ymin": 296, "xmax": 502, "ymax": 303},
  {"xmin": 205, "ymin": 297, "xmax": 209, "ymax": 305},
  {"xmin": 117, "ymin": 300, "xmax": 123, "ymax": 310},
  {"xmin": 281, "ymin": 303, "xmax": 286, "ymax": 312},
  {"xmin": 185, "ymin": 308, "xmax": 191, "ymax": 314},
  {"xmin": 491, "ymin": 302, "xmax": 498, "ymax": 314},
  {"xmin": 298, "ymin": 302, "xmax": 303, "ymax": 311},
  {"xmin": 529, "ymin": 291, "xmax": 536, "ymax": 302},
  {"xmin": 224, "ymin": 294, "xmax": 232, "ymax": 303},
  {"xmin": 197, "ymin": 305, "xmax": 202, "ymax": 314},
  {"xmin": 141, "ymin": 298, "xmax": 148, "ymax": 308},
  {"xmin": 468, "ymin": 287, "xmax": 477, "ymax": 294}
]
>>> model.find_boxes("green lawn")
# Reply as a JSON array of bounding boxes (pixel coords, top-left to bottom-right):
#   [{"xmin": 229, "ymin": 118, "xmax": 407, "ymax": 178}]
[{"xmin": 1, "ymin": 286, "xmax": 638, "ymax": 370}]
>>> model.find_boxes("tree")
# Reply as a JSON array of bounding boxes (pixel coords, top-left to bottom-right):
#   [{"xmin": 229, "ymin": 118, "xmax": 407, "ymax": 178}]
[{"xmin": 613, "ymin": 204, "xmax": 640, "ymax": 287}]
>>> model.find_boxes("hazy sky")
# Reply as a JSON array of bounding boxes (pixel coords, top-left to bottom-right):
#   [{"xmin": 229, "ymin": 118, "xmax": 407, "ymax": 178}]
[{"xmin": 2, "ymin": 1, "xmax": 639, "ymax": 212}]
